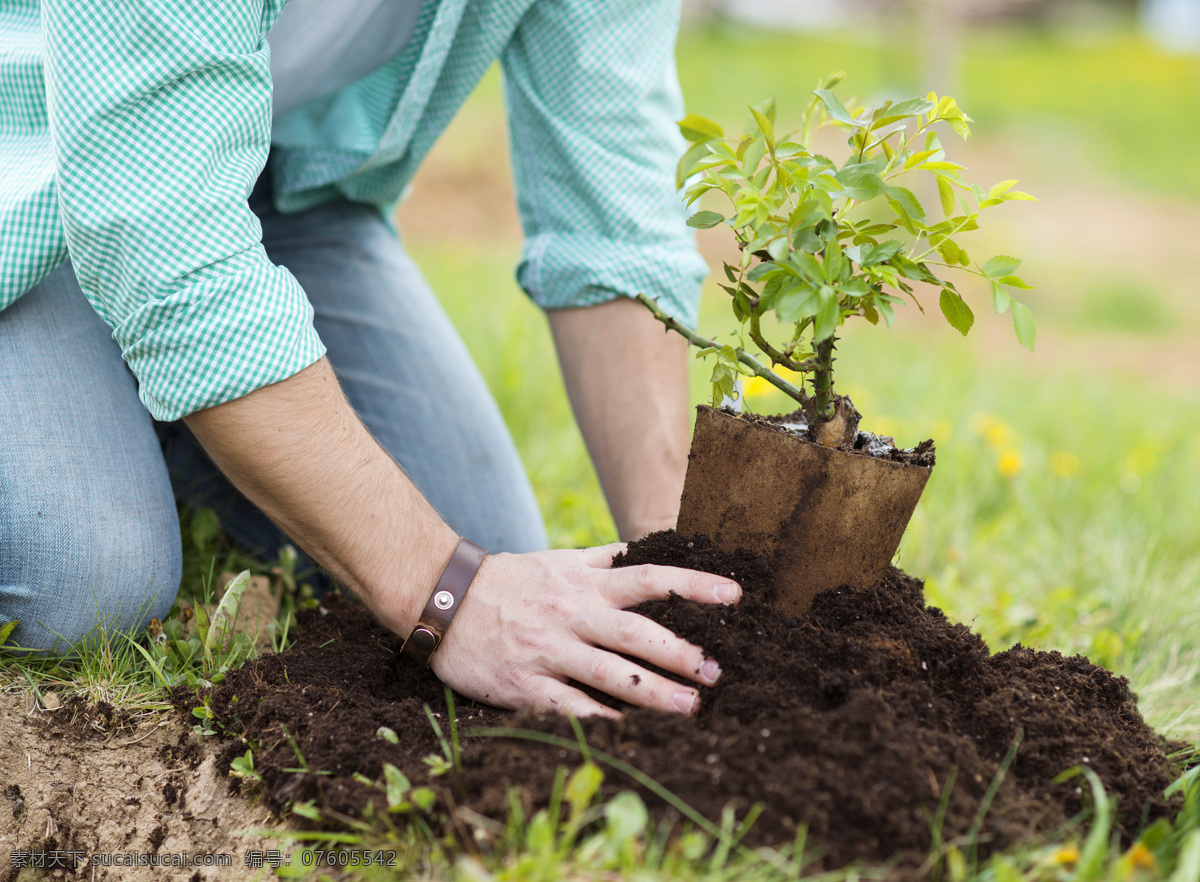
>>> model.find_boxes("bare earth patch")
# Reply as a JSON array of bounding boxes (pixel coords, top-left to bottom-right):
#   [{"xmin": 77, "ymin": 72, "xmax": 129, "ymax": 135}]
[{"xmin": 0, "ymin": 691, "xmax": 286, "ymax": 881}]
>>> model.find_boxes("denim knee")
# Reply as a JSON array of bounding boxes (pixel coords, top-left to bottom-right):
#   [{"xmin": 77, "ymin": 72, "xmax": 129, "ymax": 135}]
[{"xmin": 0, "ymin": 509, "xmax": 182, "ymax": 653}]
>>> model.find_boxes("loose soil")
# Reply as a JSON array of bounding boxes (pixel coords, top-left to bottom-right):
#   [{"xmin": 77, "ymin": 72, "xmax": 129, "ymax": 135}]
[{"xmin": 189, "ymin": 531, "xmax": 1183, "ymax": 875}]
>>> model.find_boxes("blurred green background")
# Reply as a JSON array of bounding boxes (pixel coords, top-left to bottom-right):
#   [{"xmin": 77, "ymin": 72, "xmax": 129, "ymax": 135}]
[{"xmin": 395, "ymin": 3, "xmax": 1200, "ymax": 741}]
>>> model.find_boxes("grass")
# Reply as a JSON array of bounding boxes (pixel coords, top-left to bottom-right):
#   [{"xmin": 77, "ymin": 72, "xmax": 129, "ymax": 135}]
[{"xmin": 4, "ymin": 14, "xmax": 1200, "ymax": 882}]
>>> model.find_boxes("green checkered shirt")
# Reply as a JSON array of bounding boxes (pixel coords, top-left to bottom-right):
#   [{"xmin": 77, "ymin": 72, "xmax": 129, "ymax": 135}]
[{"xmin": 0, "ymin": 0, "xmax": 705, "ymax": 420}]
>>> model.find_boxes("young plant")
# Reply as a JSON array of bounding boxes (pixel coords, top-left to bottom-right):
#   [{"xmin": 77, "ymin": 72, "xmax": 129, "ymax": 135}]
[{"xmin": 640, "ymin": 74, "xmax": 1036, "ymax": 448}]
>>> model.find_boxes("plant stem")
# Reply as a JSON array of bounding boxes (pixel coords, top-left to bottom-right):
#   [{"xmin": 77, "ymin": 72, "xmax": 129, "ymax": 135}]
[
  {"xmin": 812, "ymin": 336, "xmax": 837, "ymax": 420},
  {"xmin": 635, "ymin": 293, "xmax": 810, "ymax": 406},
  {"xmin": 748, "ymin": 309, "xmax": 819, "ymax": 373}
]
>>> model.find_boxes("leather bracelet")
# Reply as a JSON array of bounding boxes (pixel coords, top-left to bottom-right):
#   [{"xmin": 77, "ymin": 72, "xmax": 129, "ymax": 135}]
[{"xmin": 400, "ymin": 538, "xmax": 488, "ymax": 666}]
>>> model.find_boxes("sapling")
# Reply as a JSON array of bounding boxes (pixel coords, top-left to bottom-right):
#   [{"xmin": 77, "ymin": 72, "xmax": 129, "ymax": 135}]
[{"xmin": 638, "ymin": 73, "xmax": 1035, "ymax": 448}]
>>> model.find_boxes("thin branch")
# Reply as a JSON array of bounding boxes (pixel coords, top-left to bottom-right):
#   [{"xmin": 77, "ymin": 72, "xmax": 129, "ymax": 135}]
[
  {"xmin": 749, "ymin": 309, "xmax": 819, "ymax": 373},
  {"xmin": 635, "ymin": 293, "xmax": 810, "ymax": 405}
]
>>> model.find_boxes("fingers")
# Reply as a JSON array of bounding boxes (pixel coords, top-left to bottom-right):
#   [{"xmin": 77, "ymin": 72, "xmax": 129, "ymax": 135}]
[
  {"xmin": 578, "ymin": 542, "xmax": 627, "ymax": 569},
  {"xmin": 555, "ymin": 643, "xmax": 703, "ymax": 716},
  {"xmin": 577, "ymin": 608, "xmax": 721, "ymax": 688},
  {"xmin": 598, "ymin": 562, "xmax": 742, "ymax": 610},
  {"xmin": 533, "ymin": 679, "xmax": 621, "ymax": 721}
]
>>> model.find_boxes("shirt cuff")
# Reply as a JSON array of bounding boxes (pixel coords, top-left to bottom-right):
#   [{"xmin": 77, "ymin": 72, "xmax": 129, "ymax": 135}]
[
  {"xmin": 516, "ymin": 233, "xmax": 708, "ymax": 329},
  {"xmin": 112, "ymin": 251, "xmax": 326, "ymax": 421}
]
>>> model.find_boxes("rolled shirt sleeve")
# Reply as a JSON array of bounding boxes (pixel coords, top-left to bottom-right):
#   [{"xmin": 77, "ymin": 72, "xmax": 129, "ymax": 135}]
[
  {"xmin": 501, "ymin": 0, "xmax": 708, "ymax": 328},
  {"xmin": 42, "ymin": 0, "xmax": 325, "ymax": 421}
]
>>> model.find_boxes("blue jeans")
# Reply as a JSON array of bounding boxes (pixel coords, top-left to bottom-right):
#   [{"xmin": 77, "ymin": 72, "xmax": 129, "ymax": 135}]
[{"xmin": 0, "ymin": 193, "xmax": 547, "ymax": 652}]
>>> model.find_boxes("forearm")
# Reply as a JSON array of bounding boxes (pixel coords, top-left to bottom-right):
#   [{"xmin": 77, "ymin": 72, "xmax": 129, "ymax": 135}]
[
  {"xmin": 183, "ymin": 357, "xmax": 458, "ymax": 635},
  {"xmin": 547, "ymin": 297, "xmax": 690, "ymax": 541}
]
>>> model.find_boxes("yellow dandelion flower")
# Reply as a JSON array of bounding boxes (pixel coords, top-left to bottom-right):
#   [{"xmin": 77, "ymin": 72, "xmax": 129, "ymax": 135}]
[
  {"xmin": 997, "ymin": 450, "xmax": 1022, "ymax": 478},
  {"xmin": 1050, "ymin": 451, "xmax": 1080, "ymax": 478},
  {"xmin": 741, "ymin": 374, "xmax": 774, "ymax": 400},
  {"xmin": 985, "ymin": 423, "xmax": 1012, "ymax": 449},
  {"xmin": 872, "ymin": 415, "xmax": 899, "ymax": 438},
  {"xmin": 1125, "ymin": 842, "xmax": 1157, "ymax": 871},
  {"xmin": 1124, "ymin": 442, "xmax": 1160, "ymax": 476},
  {"xmin": 1050, "ymin": 845, "xmax": 1079, "ymax": 865},
  {"xmin": 971, "ymin": 414, "xmax": 1014, "ymax": 449},
  {"xmin": 742, "ymin": 365, "xmax": 804, "ymax": 401}
]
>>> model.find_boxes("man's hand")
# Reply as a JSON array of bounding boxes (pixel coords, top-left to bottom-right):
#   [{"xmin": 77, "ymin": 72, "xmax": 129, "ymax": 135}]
[
  {"xmin": 547, "ymin": 297, "xmax": 690, "ymax": 542},
  {"xmin": 184, "ymin": 357, "xmax": 737, "ymax": 717},
  {"xmin": 433, "ymin": 544, "xmax": 739, "ymax": 719}
]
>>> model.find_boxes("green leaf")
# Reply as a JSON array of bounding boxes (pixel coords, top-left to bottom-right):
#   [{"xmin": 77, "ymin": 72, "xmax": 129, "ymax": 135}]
[
  {"xmin": 776, "ymin": 284, "xmax": 821, "ymax": 323},
  {"xmin": 1002, "ymin": 190, "xmax": 1037, "ymax": 201},
  {"xmin": 904, "ymin": 148, "xmax": 940, "ymax": 170},
  {"xmin": 982, "ymin": 255, "xmax": 1021, "ymax": 278},
  {"xmin": 383, "ymin": 763, "xmax": 412, "ymax": 810},
  {"xmin": 677, "ymin": 114, "xmax": 724, "ymax": 142},
  {"xmin": 997, "ymin": 275, "xmax": 1034, "ymax": 290},
  {"xmin": 788, "ymin": 194, "xmax": 832, "ymax": 230},
  {"xmin": 875, "ymin": 294, "xmax": 896, "ymax": 327},
  {"xmin": 204, "ymin": 570, "xmax": 250, "ymax": 654},
  {"xmin": 989, "ymin": 179, "xmax": 1018, "ymax": 198},
  {"xmin": 193, "ymin": 603, "xmax": 210, "ymax": 647},
  {"xmin": 604, "ymin": 792, "xmax": 650, "ymax": 841},
  {"xmin": 1011, "ymin": 301, "xmax": 1036, "ymax": 351},
  {"xmin": 758, "ymin": 275, "xmax": 784, "ymax": 311},
  {"xmin": 936, "ymin": 176, "xmax": 955, "ymax": 217},
  {"xmin": 565, "ymin": 762, "xmax": 604, "ymax": 817},
  {"xmin": 936, "ymin": 238, "xmax": 963, "ymax": 265},
  {"xmin": 820, "ymin": 70, "xmax": 846, "ymax": 90},
  {"xmin": 873, "ymin": 97, "xmax": 936, "ymax": 128},
  {"xmin": 814, "ymin": 288, "xmax": 840, "ymax": 342},
  {"xmin": 749, "ymin": 106, "xmax": 775, "ymax": 149},
  {"xmin": 793, "ymin": 230, "xmax": 823, "ymax": 253},
  {"xmin": 752, "ymin": 96, "xmax": 777, "ymax": 126},
  {"xmin": 676, "ymin": 141, "xmax": 715, "ymax": 189},
  {"xmin": 839, "ymin": 278, "xmax": 870, "ymax": 299},
  {"xmin": 886, "ymin": 186, "xmax": 926, "ymax": 222},
  {"xmin": 823, "ymin": 240, "xmax": 844, "ymax": 282},
  {"xmin": 410, "ymin": 787, "xmax": 437, "ymax": 812},
  {"xmin": 686, "ymin": 210, "xmax": 725, "ymax": 229},
  {"xmin": 813, "ymin": 89, "xmax": 858, "ymax": 127},
  {"xmin": 991, "ymin": 281, "xmax": 1012, "ymax": 314},
  {"xmin": 741, "ymin": 137, "xmax": 767, "ymax": 174},
  {"xmin": 863, "ymin": 240, "xmax": 903, "ymax": 266},
  {"xmin": 835, "ymin": 164, "xmax": 888, "ymax": 201},
  {"xmin": 945, "ymin": 113, "xmax": 972, "ymax": 140},
  {"xmin": 0, "ymin": 619, "xmax": 18, "ymax": 648},
  {"xmin": 939, "ymin": 289, "xmax": 974, "ymax": 336},
  {"xmin": 789, "ymin": 251, "xmax": 825, "ymax": 283}
]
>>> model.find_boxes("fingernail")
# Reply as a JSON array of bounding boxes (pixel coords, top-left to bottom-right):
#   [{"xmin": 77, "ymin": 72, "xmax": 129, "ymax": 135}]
[
  {"xmin": 700, "ymin": 659, "xmax": 721, "ymax": 685},
  {"xmin": 673, "ymin": 691, "xmax": 698, "ymax": 714},
  {"xmin": 714, "ymin": 582, "xmax": 740, "ymax": 604}
]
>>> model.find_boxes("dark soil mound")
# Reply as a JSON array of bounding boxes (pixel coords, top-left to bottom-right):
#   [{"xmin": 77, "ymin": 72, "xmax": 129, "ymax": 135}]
[{"xmin": 192, "ymin": 532, "xmax": 1180, "ymax": 872}]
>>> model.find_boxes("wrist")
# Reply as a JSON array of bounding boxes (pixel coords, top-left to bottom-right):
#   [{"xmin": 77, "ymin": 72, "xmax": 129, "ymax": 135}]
[
  {"xmin": 401, "ymin": 538, "xmax": 489, "ymax": 664},
  {"xmin": 366, "ymin": 524, "xmax": 461, "ymax": 637}
]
